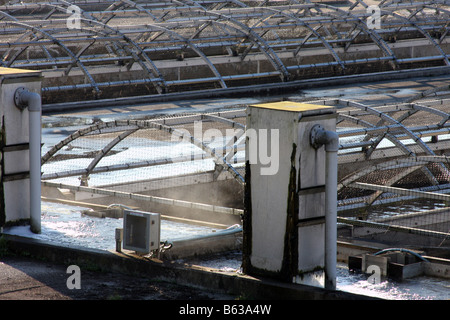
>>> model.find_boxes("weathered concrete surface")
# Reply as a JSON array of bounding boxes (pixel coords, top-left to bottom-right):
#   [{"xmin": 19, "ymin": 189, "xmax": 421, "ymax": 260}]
[
  {"xmin": 0, "ymin": 255, "xmax": 229, "ymax": 300},
  {"xmin": 0, "ymin": 234, "xmax": 376, "ymax": 300}
]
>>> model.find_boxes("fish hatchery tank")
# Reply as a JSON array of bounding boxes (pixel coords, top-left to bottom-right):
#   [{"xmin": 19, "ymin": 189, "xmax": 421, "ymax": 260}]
[
  {"xmin": 3, "ymin": 201, "xmax": 237, "ymax": 252},
  {"xmin": 3, "ymin": 99, "xmax": 450, "ymax": 300},
  {"xmin": 3, "ymin": 198, "xmax": 450, "ymax": 300}
]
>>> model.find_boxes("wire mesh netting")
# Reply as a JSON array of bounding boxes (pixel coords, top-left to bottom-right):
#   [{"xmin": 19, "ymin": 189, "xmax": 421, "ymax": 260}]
[
  {"xmin": 332, "ymin": 94, "xmax": 450, "ymax": 247},
  {"xmin": 2, "ymin": 0, "xmax": 450, "ymax": 103},
  {"xmin": 42, "ymin": 92, "xmax": 450, "ymax": 247},
  {"xmin": 41, "ymin": 110, "xmax": 247, "ymax": 225}
]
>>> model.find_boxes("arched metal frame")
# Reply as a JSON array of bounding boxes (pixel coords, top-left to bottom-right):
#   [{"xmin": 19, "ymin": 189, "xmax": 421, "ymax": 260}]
[
  {"xmin": 41, "ymin": 90, "xmax": 450, "ymax": 210},
  {"xmin": 1, "ymin": 0, "xmax": 450, "ymax": 102},
  {"xmin": 41, "ymin": 111, "xmax": 247, "ymax": 186},
  {"xmin": 334, "ymin": 96, "xmax": 450, "ymax": 209}
]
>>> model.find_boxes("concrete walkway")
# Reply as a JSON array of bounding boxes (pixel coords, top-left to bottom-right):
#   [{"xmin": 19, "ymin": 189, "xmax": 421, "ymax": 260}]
[{"xmin": 0, "ymin": 255, "xmax": 233, "ymax": 300}]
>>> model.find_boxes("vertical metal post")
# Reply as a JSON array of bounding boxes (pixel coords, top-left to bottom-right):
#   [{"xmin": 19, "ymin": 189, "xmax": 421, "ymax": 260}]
[
  {"xmin": 325, "ymin": 149, "xmax": 338, "ymax": 290},
  {"xmin": 310, "ymin": 124, "xmax": 339, "ymax": 290}
]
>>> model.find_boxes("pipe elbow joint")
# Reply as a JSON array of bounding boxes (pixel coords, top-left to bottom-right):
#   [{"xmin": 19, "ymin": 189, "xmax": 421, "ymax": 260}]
[
  {"xmin": 310, "ymin": 124, "xmax": 339, "ymax": 152},
  {"xmin": 323, "ymin": 130, "xmax": 339, "ymax": 152},
  {"xmin": 14, "ymin": 87, "xmax": 42, "ymax": 112}
]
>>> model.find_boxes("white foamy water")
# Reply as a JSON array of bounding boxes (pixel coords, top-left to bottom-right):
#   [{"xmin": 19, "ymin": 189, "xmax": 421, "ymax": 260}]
[
  {"xmin": 191, "ymin": 257, "xmax": 450, "ymax": 300},
  {"xmin": 3, "ymin": 202, "xmax": 222, "ymax": 251}
]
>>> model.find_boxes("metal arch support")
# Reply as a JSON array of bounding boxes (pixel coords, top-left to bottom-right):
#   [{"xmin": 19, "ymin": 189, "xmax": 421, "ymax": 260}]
[
  {"xmin": 343, "ymin": 102, "xmax": 449, "ymax": 185},
  {"xmin": 0, "ymin": 10, "xmax": 59, "ymax": 69},
  {"xmin": 229, "ymin": 5, "xmax": 346, "ymax": 72},
  {"xmin": 272, "ymin": 7, "xmax": 347, "ymax": 68},
  {"xmin": 364, "ymin": 163, "xmax": 436, "ymax": 207},
  {"xmin": 26, "ymin": 2, "xmax": 168, "ymax": 93},
  {"xmin": 337, "ymin": 158, "xmax": 431, "ymax": 191},
  {"xmin": 0, "ymin": 20, "xmax": 101, "ymax": 96},
  {"xmin": 0, "ymin": 11, "xmax": 36, "ymax": 65},
  {"xmin": 103, "ymin": 0, "xmax": 161, "ymax": 22},
  {"xmin": 44, "ymin": 0, "xmax": 97, "ymax": 21},
  {"xmin": 174, "ymin": 0, "xmax": 207, "ymax": 9},
  {"xmin": 108, "ymin": 7, "xmax": 227, "ymax": 88},
  {"xmin": 42, "ymin": 119, "xmax": 245, "ymax": 185},
  {"xmin": 339, "ymin": 155, "xmax": 450, "ymax": 207},
  {"xmin": 387, "ymin": 9, "xmax": 450, "ymax": 66},
  {"xmin": 360, "ymin": 102, "xmax": 450, "ymax": 156},
  {"xmin": 77, "ymin": 18, "xmax": 168, "ymax": 93},
  {"xmin": 253, "ymin": 3, "xmax": 399, "ymax": 71},
  {"xmin": 280, "ymin": 3, "xmax": 397, "ymax": 66},
  {"xmin": 337, "ymin": 158, "xmax": 436, "ymax": 208},
  {"xmin": 248, "ymin": 6, "xmax": 346, "ymax": 71},
  {"xmin": 423, "ymin": 5, "xmax": 450, "ymax": 46},
  {"xmin": 41, "ymin": 109, "xmax": 247, "ymax": 165},
  {"xmin": 337, "ymin": 99, "xmax": 450, "ymax": 186},
  {"xmin": 190, "ymin": 9, "xmax": 289, "ymax": 79},
  {"xmin": 312, "ymin": 3, "xmax": 399, "ymax": 69},
  {"xmin": 203, "ymin": 114, "xmax": 246, "ymax": 130},
  {"xmin": 203, "ymin": 9, "xmax": 291, "ymax": 81},
  {"xmin": 337, "ymin": 112, "xmax": 440, "ymax": 186},
  {"xmin": 81, "ymin": 128, "xmax": 139, "ymax": 184},
  {"xmin": 378, "ymin": 0, "xmax": 450, "ymax": 9},
  {"xmin": 1, "ymin": 2, "xmax": 101, "ymax": 77},
  {"xmin": 3, "ymin": 30, "xmax": 57, "ymax": 69},
  {"xmin": 208, "ymin": 0, "xmax": 248, "ymax": 10},
  {"xmin": 143, "ymin": 23, "xmax": 228, "ymax": 89},
  {"xmin": 149, "ymin": 121, "xmax": 245, "ymax": 184},
  {"xmin": 337, "ymin": 99, "xmax": 449, "ymax": 164},
  {"xmin": 202, "ymin": 114, "xmax": 246, "ymax": 176},
  {"xmin": 82, "ymin": 113, "xmax": 245, "ymax": 183},
  {"xmin": 100, "ymin": 0, "xmax": 160, "ymax": 24},
  {"xmin": 394, "ymin": 103, "xmax": 450, "ymax": 127},
  {"xmin": 41, "ymin": 121, "xmax": 136, "ymax": 165}
]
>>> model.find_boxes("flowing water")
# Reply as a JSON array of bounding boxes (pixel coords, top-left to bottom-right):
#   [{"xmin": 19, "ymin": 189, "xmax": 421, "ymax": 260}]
[
  {"xmin": 23, "ymin": 99, "xmax": 449, "ymax": 300},
  {"xmin": 3, "ymin": 201, "xmax": 449, "ymax": 300},
  {"xmin": 3, "ymin": 202, "xmax": 221, "ymax": 251}
]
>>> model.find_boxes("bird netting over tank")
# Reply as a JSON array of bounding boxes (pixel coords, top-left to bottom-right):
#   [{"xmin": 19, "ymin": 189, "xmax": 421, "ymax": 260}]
[
  {"xmin": 1, "ymin": 0, "xmax": 450, "ymax": 104},
  {"xmin": 41, "ymin": 110, "xmax": 247, "ymax": 217},
  {"xmin": 41, "ymin": 91, "xmax": 450, "ymax": 246},
  {"xmin": 329, "ymin": 91, "xmax": 450, "ymax": 247}
]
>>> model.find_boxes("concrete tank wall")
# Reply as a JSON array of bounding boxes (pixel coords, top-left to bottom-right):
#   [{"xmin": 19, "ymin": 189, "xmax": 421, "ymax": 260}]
[{"xmin": 242, "ymin": 101, "xmax": 337, "ymax": 288}]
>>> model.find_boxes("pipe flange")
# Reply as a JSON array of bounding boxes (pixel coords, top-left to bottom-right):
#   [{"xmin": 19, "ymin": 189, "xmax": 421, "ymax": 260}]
[
  {"xmin": 310, "ymin": 124, "xmax": 325, "ymax": 149},
  {"xmin": 14, "ymin": 87, "xmax": 27, "ymax": 110}
]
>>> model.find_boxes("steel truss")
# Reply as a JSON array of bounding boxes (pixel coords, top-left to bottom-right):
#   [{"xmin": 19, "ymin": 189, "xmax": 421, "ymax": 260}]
[{"xmin": 1, "ymin": 0, "xmax": 450, "ymax": 103}]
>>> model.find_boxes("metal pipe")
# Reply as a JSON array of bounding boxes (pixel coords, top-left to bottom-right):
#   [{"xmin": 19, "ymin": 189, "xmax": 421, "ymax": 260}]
[
  {"xmin": 42, "ymin": 180, "xmax": 244, "ymax": 217},
  {"xmin": 14, "ymin": 87, "xmax": 42, "ymax": 234},
  {"xmin": 325, "ymin": 145, "xmax": 338, "ymax": 291},
  {"xmin": 310, "ymin": 124, "xmax": 338, "ymax": 290}
]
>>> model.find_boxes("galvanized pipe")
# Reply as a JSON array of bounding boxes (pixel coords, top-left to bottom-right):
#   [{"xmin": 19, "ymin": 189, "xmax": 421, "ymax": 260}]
[
  {"xmin": 14, "ymin": 87, "xmax": 42, "ymax": 234},
  {"xmin": 310, "ymin": 124, "xmax": 339, "ymax": 290}
]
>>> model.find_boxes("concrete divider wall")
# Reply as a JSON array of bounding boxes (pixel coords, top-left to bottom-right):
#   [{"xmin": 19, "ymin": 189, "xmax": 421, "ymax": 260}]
[{"xmin": 2, "ymin": 234, "xmax": 376, "ymax": 300}]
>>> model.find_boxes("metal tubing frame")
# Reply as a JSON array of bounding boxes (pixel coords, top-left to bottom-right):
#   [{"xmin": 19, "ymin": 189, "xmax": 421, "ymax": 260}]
[{"xmin": 3, "ymin": 0, "xmax": 449, "ymax": 98}]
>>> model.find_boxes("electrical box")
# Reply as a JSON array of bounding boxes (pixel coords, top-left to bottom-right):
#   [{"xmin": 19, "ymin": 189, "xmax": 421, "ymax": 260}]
[{"xmin": 123, "ymin": 210, "xmax": 160, "ymax": 254}]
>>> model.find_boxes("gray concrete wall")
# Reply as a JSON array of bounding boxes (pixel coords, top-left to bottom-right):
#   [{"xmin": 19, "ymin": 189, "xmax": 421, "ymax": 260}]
[{"xmin": 0, "ymin": 68, "xmax": 41, "ymax": 226}]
